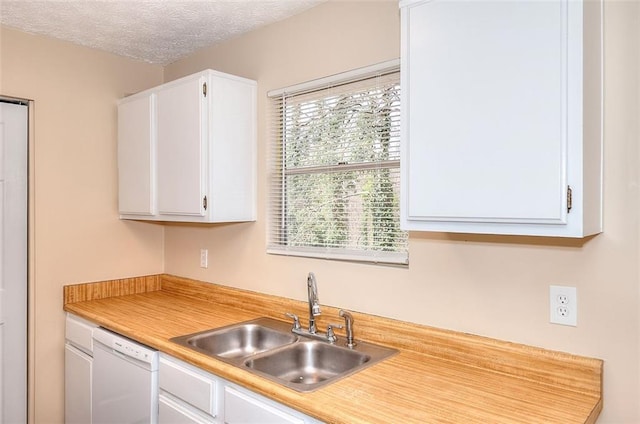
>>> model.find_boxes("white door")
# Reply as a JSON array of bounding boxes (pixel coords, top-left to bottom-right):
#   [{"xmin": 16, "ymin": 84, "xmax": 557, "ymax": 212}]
[
  {"xmin": 403, "ymin": 0, "xmax": 567, "ymax": 224},
  {"xmin": 156, "ymin": 75, "xmax": 207, "ymax": 217},
  {"xmin": 64, "ymin": 344, "xmax": 92, "ymax": 424},
  {"xmin": 117, "ymin": 93, "xmax": 157, "ymax": 216},
  {"xmin": 0, "ymin": 101, "xmax": 28, "ymax": 423}
]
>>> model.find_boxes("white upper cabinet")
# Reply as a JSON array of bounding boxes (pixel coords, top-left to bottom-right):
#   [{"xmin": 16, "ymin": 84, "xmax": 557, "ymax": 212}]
[
  {"xmin": 118, "ymin": 70, "xmax": 257, "ymax": 223},
  {"xmin": 156, "ymin": 75, "xmax": 207, "ymax": 218},
  {"xmin": 118, "ymin": 92, "xmax": 156, "ymax": 216},
  {"xmin": 400, "ymin": 0, "xmax": 602, "ymax": 237}
]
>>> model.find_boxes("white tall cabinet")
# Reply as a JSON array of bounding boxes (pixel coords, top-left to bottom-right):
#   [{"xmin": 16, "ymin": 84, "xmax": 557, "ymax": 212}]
[
  {"xmin": 400, "ymin": 0, "xmax": 603, "ymax": 237},
  {"xmin": 118, "ymin": 70, "xmax": 257, "ymax": 223}
]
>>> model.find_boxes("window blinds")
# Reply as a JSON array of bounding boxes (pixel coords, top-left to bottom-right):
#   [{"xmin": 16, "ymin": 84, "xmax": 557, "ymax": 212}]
[{"xmin": 268, "ymin": 63, "xmax": 408, "ymax": 265}]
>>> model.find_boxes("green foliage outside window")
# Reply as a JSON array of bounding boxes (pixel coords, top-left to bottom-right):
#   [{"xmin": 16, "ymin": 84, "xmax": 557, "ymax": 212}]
[{"xmin": 278, "ymin": 81, "xmax": 407, "ymax": 257}]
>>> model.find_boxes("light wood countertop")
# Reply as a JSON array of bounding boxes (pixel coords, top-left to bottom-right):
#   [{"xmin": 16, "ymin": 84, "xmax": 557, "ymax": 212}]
[{"xmin": 63, "ymin": 274, "xmax": 602, "ymax": 424}]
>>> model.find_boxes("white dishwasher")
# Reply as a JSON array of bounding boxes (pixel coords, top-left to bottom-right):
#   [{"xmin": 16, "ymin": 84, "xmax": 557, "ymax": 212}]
[{"xmin": 92, "ymin": 327, "xmax": 159, "ymax": 424}]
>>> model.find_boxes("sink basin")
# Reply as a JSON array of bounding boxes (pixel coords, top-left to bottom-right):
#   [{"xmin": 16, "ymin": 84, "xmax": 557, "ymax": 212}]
[
  {"xmin": 170, "ymin": 317, "xmax": 297, "ymax": 360},
  {"xmin": 170, "ymin": 317, "xmax": 397, "ymax": 392},
  {"xmin": 244, "ymin": 340, "xmax": 372, "ymax": 392}
]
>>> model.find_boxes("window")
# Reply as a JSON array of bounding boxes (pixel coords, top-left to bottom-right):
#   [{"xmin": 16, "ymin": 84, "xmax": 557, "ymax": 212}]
[{"xmin": 268, "ymin": 61, "xmax": 408, "ymax": 265}]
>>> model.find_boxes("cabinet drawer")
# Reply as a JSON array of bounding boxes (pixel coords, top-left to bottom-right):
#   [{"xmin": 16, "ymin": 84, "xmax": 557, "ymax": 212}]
[
  {"xmin": 224, "ymin": 386, "xmax": 304, "ymax": 424},
  {"xmin": 159, "ymin": 356, "xmax": 216, "ymax": 415},
  {"xmin": 65, "ymin": 314, "xmax": 97, "ymax": 354},
  {"xmin": 159, "ymin": 394, "xmax": 215, "ymax": 424}
]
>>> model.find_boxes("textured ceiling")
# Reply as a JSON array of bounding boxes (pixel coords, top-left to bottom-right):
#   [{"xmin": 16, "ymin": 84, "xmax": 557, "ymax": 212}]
[{"xmin": 0, "ymin": 0, "xmax": 324, "ymax": 65}]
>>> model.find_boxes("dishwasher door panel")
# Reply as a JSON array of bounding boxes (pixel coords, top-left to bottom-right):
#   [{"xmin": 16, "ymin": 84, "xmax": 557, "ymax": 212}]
[{"xmin": 92, "ymin": 341, "xmax": 158, "ymax": 424}]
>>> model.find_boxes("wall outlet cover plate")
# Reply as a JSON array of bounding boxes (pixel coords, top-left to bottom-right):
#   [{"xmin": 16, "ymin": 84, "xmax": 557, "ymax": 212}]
[{"xmin": 550, "ymin": 285, "xmax": 577, "ymax": 326}]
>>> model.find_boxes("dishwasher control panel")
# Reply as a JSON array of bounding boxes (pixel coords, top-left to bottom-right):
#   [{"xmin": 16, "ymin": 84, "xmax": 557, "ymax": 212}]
[
  {"xmin": 92, "ymin": 327, "xmax": 158, "ymax": 367},
  {"xmin": 112, "ymin": 338, "xmax": 155, "ymax": 362}
]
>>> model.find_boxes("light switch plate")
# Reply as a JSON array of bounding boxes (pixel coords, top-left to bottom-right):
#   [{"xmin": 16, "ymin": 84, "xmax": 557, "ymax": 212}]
[{"xmin": 200, "ymin": 249, "xmax": 208, "ymax": 268}]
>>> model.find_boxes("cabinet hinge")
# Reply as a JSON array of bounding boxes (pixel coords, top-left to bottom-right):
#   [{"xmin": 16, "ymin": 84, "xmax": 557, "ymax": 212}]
[
  {"xmin": 203, "ymin": 82, "xmax": 207, "ymax": 97},
  {"xmin": 567, "ymin": 186, "xmax": 572, "ymax": 213},
  {"xmin": 203, "ymin": 195, "xmax": 208, "ymax": 211}
]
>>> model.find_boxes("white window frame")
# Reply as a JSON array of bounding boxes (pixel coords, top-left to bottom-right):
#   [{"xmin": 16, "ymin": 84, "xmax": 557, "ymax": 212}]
[{"xmin": 267, "ymin": 60, "xmax": 408, "ymax": 266}]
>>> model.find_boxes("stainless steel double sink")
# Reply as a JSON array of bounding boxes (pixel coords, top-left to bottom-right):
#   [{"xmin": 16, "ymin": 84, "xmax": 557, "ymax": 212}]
[{"xmin": 170, "ymin": 317, "xmax": 397, "ymax": 392}]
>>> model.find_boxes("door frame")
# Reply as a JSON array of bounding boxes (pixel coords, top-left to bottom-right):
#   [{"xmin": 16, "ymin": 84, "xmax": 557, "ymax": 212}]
[{"xmin": 0, "ymin": 95, "xmax": 31, "ymax": 424}]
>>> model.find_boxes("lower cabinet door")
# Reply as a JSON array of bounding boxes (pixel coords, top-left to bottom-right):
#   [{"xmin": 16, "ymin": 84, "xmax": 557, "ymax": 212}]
[
  {"xmin": 64, "ymin": 344, "xmax": 92, "ymax": 424},
  {"xmin": 158, "ymin": 394, "xmax": 215, "ymax": 424},
  {"xmin": 224, "ymin": 386, "xmax": 304, "ymax": 424}
]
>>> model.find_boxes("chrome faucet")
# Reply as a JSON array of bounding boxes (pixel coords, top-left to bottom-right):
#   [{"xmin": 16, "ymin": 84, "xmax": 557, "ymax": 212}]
[
  {"xmin": 285, "ymin": 273, "xmax": 345, "ymax": 344},
  {"xmin": 307, "ymin": 272, "xmax": 321, "ymax": 333}
]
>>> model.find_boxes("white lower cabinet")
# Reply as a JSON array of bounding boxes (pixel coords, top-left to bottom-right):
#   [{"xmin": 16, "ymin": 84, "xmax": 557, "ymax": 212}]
[
  {"xmin": 224, "ymin": 386, "xmax": 304, "ymax": 424},
  {"xmin": 65, "ymin": 314, "xmax": 98, "ymax": 424},
  {"xmin": 159, "ymin": 394, "xmax": 216, "ymax": 424},
  {"xmin": 159, "ymin": 355, "xmax": 218, "ymax": 423},
  {"xmin": 158, "ymin": 354, "xmax": 323, "ymax": 424},
  {"xmin": 65, "ymin": 344, "xmax": 93, "ymax": 424}
]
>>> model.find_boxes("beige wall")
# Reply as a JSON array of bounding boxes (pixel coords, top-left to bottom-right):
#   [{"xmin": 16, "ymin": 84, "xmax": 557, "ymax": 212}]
[
  {"xmin": 164, "ymin": 1, "xmax": 640, "ymax": 423},
  {"xmin": 0, "ymin": 28, "xmax": 165, "ymax": 422},
  {"xmin": 0, "ymin": 0, "xmax": 637, "ymax": 422}
]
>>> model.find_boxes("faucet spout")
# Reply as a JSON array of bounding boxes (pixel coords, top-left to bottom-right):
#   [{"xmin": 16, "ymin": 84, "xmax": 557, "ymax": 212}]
[{"xmin": 307, "ymin": 272, "xmax": 321, "ymax": 333}]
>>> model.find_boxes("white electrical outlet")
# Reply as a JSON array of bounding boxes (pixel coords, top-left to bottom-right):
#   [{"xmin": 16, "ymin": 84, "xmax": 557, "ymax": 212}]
[
  {"xmin": 200, "ymin": 249, "xmax": 208, "ymax": 268},
  {"xmin": 550, "ymin": 285, "xmax": 577, "ymax": 326}
]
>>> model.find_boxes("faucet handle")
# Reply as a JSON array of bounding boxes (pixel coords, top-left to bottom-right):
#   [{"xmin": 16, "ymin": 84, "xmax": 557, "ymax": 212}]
[
  {"xmin": 285, "ymin": 312, "xmax": 301, "ymax": 331},
  {"xmin": 326, "ymin": 323, "xmax": 343, "ymax": 344}
]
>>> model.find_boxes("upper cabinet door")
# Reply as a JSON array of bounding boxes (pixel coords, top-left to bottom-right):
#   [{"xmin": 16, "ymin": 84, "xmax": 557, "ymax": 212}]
[
  {"xmin": 117, "ymin": 93, "xmax": 156, "ymax": 216},
  {"xmin": 400, "ymin": 0, "xmax": 603, "ymax": 237},
  {"xmin": 156, "ymin": 75, "xmax": 207, "ymax": 217}
]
